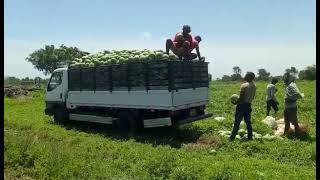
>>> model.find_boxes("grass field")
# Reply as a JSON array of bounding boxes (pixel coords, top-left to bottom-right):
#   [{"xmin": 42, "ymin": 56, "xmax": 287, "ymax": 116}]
[{"xmin": 4, "ymin": 80, "xmax": 316, "ymax": 179}]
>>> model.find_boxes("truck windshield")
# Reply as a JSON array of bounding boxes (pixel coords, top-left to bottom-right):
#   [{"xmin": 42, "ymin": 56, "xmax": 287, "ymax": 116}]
[{"xmin": 47, "ymin": 72, "xmax": 63, "ymax": 91}]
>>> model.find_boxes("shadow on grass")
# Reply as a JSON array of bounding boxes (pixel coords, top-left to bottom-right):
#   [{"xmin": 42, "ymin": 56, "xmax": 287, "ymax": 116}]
[
  {"xmin": 285, "ymin": 133, "xmax": 315, "ymax": 142},
  {"xmin": 59, "ymin": 120, "xmax": 204, "ymax": 149}
]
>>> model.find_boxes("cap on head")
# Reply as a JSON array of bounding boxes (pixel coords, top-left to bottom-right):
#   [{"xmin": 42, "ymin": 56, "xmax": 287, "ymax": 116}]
[
  {"xmin": 182, "ymin": 25, "xmax": 191, "ymax": 34},
  {"xmin": 283, "ymin": 72, "xmax": 295, "ymax": 85},
  {"xmin": 195, "ymin": 35, "xmax": 202, "ymax": 42},
  {"xmin": 244, "ymin": 72, "xmax": 255, "ymax": 82}
]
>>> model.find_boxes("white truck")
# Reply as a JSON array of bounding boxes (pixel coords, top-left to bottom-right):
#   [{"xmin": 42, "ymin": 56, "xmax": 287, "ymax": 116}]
[{"xmin": 45, "ymin": 60, "xmax": 212, "ymax": 131}]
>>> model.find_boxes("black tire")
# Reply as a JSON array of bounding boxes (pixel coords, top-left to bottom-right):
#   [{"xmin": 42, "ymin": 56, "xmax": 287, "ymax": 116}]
[
  {"xmin": 53, "ymin": 108, "xmax": 68, "ymax": 124},
  {"xmin": 133, "ymin": 110, "xmax": 143, "ymax": 132},
  {"xmin": 117, "ymin": 110, "xmax": 138, "ymax": 133},
  {"xmin": 197, "ymin": 107, "xmax": 205, "ymax": 116}
]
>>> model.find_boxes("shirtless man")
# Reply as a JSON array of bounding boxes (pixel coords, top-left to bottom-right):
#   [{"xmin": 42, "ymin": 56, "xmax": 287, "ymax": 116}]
[{"xmin": 184, "ymin": 35, "xmax": 203, "ymax": 61}]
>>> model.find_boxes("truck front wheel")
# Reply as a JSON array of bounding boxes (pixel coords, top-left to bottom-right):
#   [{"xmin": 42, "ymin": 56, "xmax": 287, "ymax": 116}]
[{"xmin": 53, "ymin": 108, "xmax": 68, "ymax": 124}]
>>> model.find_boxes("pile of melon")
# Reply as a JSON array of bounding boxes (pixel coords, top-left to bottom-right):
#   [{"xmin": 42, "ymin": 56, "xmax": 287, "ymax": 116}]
[
  {"xmin": 218, "ymin": 129, "xmax": 280, "ymax": 140},
  {"xmin": 69, "ymin": 49, "xmax": 179, "ymax": 68}
]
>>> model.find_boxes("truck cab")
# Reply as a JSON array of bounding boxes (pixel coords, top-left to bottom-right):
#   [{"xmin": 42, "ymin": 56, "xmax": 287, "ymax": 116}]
[{"xmin": 45, "ymin": 68, "xmax": 68, "ymax": 116}]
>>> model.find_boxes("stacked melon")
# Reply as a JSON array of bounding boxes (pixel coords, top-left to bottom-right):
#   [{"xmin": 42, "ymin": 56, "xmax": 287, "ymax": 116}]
[
  {"xmin": 69, "ymin": 49, "xmax": 179, "ymax": 68},
  {"xmin": 218, "ymin": 129, "xmax": 280, "ymax": 140}
]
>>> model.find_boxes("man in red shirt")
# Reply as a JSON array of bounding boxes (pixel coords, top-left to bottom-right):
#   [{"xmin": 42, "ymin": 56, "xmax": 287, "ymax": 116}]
[{"xmin": 166, "ymin": 25, "xmax": 193, "ymax": 60}]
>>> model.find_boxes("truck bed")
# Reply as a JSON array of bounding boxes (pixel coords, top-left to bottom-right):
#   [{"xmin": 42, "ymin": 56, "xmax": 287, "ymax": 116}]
[
  {"xmin": 68, "ymin": 60, "xmax": 209, "ymax": 92},
  {"xmin": 67, "ymin": 87, "xmax": 209, "ymax": 110}
]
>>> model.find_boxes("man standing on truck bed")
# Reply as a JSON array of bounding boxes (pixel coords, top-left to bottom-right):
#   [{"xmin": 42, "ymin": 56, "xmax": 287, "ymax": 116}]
[
  {"xmin": 229, "ymin": 72, "xmax": 256, "ymax": 141},
  {"xmin": 166, "ymin": 25, "xmax": 194, "ymax": 60}
]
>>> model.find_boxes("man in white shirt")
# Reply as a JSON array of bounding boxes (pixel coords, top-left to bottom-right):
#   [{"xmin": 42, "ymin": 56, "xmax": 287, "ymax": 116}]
[
  {"xmin": 266, "ymin": 78, "xmax": 279, "ymax": 116},
  {"xmin": 283, "ymin": 73, "xmax": 304, "ymax": 136}
]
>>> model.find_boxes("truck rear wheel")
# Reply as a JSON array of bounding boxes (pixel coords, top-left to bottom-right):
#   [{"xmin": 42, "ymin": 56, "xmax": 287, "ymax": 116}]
[{"xmin": 117, "ymin": 110, "xmax": 138, "ymax": 133}]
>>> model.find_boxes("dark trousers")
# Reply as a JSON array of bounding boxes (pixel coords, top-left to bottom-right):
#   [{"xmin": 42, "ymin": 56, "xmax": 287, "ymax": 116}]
[
  {"xmin": 230, "ymin": 103, "xmax": 253, "ymax": 140},
  {"xmin": 266, "ymin": 99, "xmax": 279, "ymax": 116},
  {"xmin": 284, "ymin": 107, "xmax": 299, "ymax": 134}
]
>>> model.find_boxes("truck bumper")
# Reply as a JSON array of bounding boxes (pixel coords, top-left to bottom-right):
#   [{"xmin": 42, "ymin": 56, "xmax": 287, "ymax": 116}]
[{"xmin": 176, "ymin": 113, "xmax": 213, "ymax": 125}]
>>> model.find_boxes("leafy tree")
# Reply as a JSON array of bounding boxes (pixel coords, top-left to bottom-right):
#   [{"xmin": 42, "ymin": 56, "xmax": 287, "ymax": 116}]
[
  {"xmin": 272, "ymin": 76, "xmax": 283, "ymax": 81},
  {"xmin": 21, "ymin": 77, "xmax": 30, "ymax": 81},
  {"xmin": 221, "ymin": 75, "xmax": 231, "ymax": 81},
  {"xmin": 26, "ymin": 44, "xmax": 89, "ymax": 75},
  {"xmin": 231, "ymin": 66, "xmax": 242, "ymax": 81},
  {"xmin": 230, "ymin": 74, "xmax": 242, "ymax": 81},
  {"xmin": 4, "ymin": 76, "xmax": 21, "ymax": 85},
  {"xmin": 304, "ymin": 65, "xmax": 316, "ymax": 80},
  {"xmin": 298, "ymin": 70, "xmax": 306, "ymax": 80},
  {"xmin": 233, "ymin": 66, "xmax": 242, "ymax": 75},
  {"xmin": 299, "ymin": 65, "xmax": 316, "ymax": 80},
  {"xmin": 257, "ymin": 68, "xmax": 271, "ymax": 81}
]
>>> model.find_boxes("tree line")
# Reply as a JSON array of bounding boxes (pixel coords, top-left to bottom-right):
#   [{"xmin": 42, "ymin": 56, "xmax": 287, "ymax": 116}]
[
  {"xmin": 218, "ymin": 65, "xmax": 316, "ymax": 81},
  {"xmin": 4, "ymin": 76, "xmax": 49, "ymax": 86}
]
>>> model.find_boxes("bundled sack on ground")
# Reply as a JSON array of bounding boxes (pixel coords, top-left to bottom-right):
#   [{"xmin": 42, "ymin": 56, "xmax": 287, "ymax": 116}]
[
  {"xmin": 274, "ymin": 118, "xmax": 309, "ymax": 138},
  {"xmin": 262, "ymin": 116, "xmax": 277, "ymax": 130}
]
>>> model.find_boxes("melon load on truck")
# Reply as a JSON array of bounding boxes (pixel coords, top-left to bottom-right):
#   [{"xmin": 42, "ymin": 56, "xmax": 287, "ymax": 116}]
[{"xmin": 45, "ymin": 49, "xmax": 212, "ymax": 132}]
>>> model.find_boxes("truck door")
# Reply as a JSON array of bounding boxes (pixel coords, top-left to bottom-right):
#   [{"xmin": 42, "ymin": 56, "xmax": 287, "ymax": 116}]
[{"xmin": 46, "ymin": 71, "xmax": 64, "ymax": 104}]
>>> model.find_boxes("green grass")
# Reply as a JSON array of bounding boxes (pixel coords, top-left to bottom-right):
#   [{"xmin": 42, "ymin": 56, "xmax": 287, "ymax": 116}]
[{"xmin": 4, "ymin": 81, "xmax": 316, "ymax": 179}]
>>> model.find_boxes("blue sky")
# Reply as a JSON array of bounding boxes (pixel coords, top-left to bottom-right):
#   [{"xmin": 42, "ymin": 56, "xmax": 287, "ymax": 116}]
[{"xmin": 4, "ymin": 0, "xmax": 316, "ymax": 78}]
